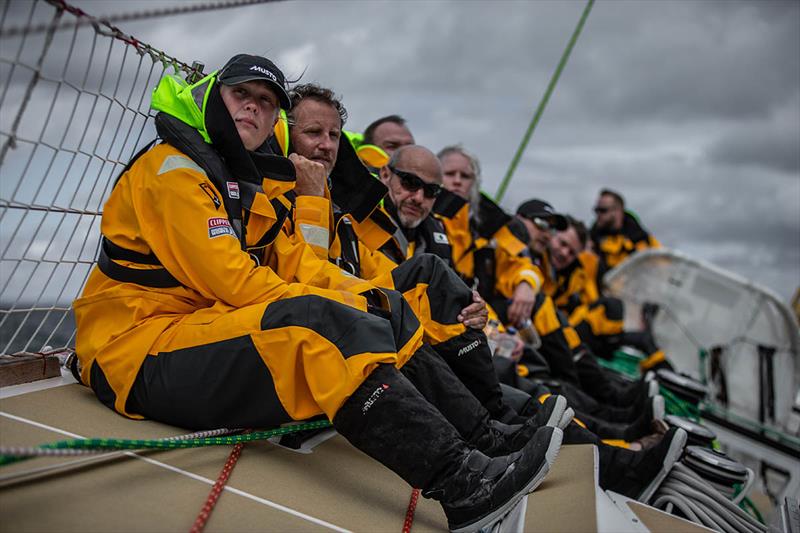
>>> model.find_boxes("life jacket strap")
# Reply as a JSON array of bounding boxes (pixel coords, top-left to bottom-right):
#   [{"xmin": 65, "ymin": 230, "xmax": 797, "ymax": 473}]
[{"xmin": 97, "ymin": 237, "xmax": 181, "ymax": 288}]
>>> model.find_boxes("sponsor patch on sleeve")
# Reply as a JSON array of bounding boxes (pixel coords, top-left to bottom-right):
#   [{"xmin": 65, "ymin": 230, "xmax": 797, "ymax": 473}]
[
  {"xmin": 226, "ymin": 181, "xmax": 240, "ymax": 199},
  {"xmin": 208, "ymin": 217, "xmax": 237, "ymax": 239},
  {"xmin": 433, "ymin": 231, "xmax": 449, "ymax": 244}
]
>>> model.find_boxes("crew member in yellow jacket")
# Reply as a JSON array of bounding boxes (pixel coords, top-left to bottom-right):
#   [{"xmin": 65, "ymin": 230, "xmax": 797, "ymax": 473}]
[
  {"xmin": 589, "ymin": 188, "xmax": 661, "ymax": 287},
  {"xmin": 73, "ymin": 54, "xmax": 566, "ymax": 533},
  {"xmin": 283, "ymin": 83, "xmax": 540, "ymax": 425},
  {"xmin": 278, "ymin": 85, "xmax": 686, "ymax": 501},
  {"xmin": 547, "ymin": 216, "xmax": 671, "ymax": 371}
]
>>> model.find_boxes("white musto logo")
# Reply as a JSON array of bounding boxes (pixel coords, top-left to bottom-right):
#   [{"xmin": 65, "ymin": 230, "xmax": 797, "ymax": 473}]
[
  {"xmin": 249, "ymin": 65, "xmax": 277, "ymax": 81},
  {"xmin": 362, "ymin": 384, "xmax": 389, "ymax": 414},
  {"xmin": 457, "ymin": 339, "xmax": 481, "ymax": 356}
]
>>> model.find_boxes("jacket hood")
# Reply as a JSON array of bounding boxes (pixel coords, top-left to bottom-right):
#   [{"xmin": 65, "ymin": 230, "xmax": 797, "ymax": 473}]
[{"xmin": 150, "ymin": 71, "xmax": 220, "ymax": 144}]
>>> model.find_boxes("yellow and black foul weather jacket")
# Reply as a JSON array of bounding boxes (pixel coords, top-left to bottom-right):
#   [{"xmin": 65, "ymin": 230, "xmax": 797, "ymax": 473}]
[
  {"xmin": 542, "ymin": 250, "xmax": 624, "ymax": 338},
  {"xmin": 433, "ymin": 191, "xmax": 543, "ymax": 323},
  {"xmin": 590, "ymin": 211, "xmax": 660, "ymax": 286},
  {"xmin": 73, "ymin": 72, "xmax": 395, "ymax": 427},
  {"xmin": 286, "ymin": 136, "xmax": 473, "ymax": 350}
]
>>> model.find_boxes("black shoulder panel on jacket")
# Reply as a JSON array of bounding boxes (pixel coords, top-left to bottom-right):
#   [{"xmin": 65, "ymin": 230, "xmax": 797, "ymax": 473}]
[
  {"xmin": 507, "ymin": 217, "xmax": 531, "ymax": 246},
  {"xmin": 621, "ymin": 212, "xmax": 651, "ymax": 243},
  {"xmin": 251, "ymin": 151, "xmax": 297, "ymax": 182},
  {"xmin": 417, "ymin": 215, "xmax": 454, "ymax": 268},
  {"xmin": 476, "ymin": 193, "xmax": 511, "ymax": 238},
  {"xmin": 329, "ymin": 135, "xmax": 388, "ymax": 223},
  {"xmin": 433, "ymin": 189, "xmax": 468, "ymax": 219}
]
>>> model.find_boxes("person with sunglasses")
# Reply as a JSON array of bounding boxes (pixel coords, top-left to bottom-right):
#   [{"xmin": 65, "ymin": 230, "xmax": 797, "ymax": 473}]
[
  {"xmin": 512, "ymin": 201, "xmax": 673, "ymax": 410},
  {"xmin": 589, "ymin": 189, "xmax": 661, "ymax": 293},
  {"xmin": 377, "ymin": 146, "xmax": 669, "ymax": 441},
  {"xmin": 283, "ymin": 90, "xmax": 687, "ymax": 503},
  {"xmin": 437, "ymin": 146, "xmax": 544, "ymax": 330},
  {"xmin": 284, "ymin": 86, "xmax": 573, "ymax": 430}
]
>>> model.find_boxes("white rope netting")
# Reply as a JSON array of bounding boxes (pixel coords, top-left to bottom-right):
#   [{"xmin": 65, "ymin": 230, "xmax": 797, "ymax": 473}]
[{"xmin": 0, "ymin": 0, "xmax": 199, "ymax": 355}]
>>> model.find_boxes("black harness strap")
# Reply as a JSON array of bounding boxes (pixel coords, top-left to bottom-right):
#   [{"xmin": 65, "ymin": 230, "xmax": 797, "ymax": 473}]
[{"xmin": 97, "ymin": 238, "xmax": 181, "ymax": 288}]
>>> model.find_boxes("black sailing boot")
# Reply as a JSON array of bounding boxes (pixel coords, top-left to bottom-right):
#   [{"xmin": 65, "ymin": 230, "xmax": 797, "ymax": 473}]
[
  {"xmin": 566, "ymin": 392, "xmax": 664, "ymax": 441},
  {"xmin": 621, "ymin": 395, "xmax": 665, "ymax": 441},
  {"xmin": 597, "ymin": 427, "xmax": 687, "ymax": 503},
  {"xmin": 515, "ymin": 393, "xmax": 574, "ymax": 431},
  {"xmin": 562, "ymin": 422, "xmax": 687, "ymax": 503},
  {"xmin": 558, "ymin": 380, "xmax": 643, "ymax": 423},
  {"xmin": 432, "ymin": 425, "xmax": 563, "ymax": 533},
  {"xmin": 332, "ymin": 364, "xmax": 563, "ymax": 532},
  {"xmin": 402, "ymin": 344, "xmax": 568, "ymax": 456}
]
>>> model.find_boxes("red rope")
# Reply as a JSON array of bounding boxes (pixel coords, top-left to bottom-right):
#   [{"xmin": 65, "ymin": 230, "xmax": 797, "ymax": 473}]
[
  {"xmin": 402, "ymin": 488, "xmax": 420, "ymax": 533},
  {"xmin": 189, "ymin": 442, "xmax": 245, "ymax": 533}
]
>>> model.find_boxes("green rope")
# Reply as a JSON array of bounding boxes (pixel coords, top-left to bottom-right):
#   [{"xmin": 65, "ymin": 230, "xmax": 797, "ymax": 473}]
[
  {"xmin": 495, "ymin": 0, "xmax": 595, "ymax": 202},
  {"xmin": 0, "ymin": 420, "xmax": 332, "ymax": 467},
  {"xmin": 597, "ymin": 349, "xmax": 642, "ymax": 379},
  {"xmin": 739, "ymin": 496, "xmax": 765, "ymax": 524},
  {"xmin": 660, "ymin": 387, "xmax": 701, "ymax": 421}
]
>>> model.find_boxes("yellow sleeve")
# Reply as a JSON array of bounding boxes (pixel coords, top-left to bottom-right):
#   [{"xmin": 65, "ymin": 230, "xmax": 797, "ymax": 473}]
[
  {"xmin": 493, "ymin": 225, "xmax": 527, "ymax": 257},
  {"xmin": 361, "ymin": 240, "xmax": 399, "ymax": 281},
  {"xmin": 265, "ymin": 230, "xmax": 376, "ymax": 296},
  {"xmin": 578, "ymin": 252, "xmax": 600, "ymax": 304},
  {"xmin": 133, "ymin": 154, "xmax": 371, "ymax": 309},
  {"xmin": 291, "ymin": 193, "xmax": 333, "ymax": 260},
  {"xmin": 493, "ymin": 246, "xmax": 543, "ymax": 298}
]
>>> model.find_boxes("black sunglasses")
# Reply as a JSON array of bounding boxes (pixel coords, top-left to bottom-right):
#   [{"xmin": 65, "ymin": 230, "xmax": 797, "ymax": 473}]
[
  {"xmin": 388, "ymin": 165, "xmax": 442, "ymax": 199},
  {"xmin": 593, "ymin": 206, "xmax": 611, "ymax": 214},
  {"xmin": 532, "ymin": 217, "xmax": 553, "ymax": 232}
]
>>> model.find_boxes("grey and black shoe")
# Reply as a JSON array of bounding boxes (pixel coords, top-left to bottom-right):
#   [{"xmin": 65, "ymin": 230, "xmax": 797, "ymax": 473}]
[
  {"xmin": 431, "ymin": 426, "xmax": 563, "ymax": 533},
  {"xmin": 473, "ymin": 395, "xmax": 570, "ymax": 456}
]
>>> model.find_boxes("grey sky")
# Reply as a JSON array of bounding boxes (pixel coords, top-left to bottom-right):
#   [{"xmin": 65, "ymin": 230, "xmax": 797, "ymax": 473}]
[{"xmin": 9, "ymin": 0, "xmax": 800, "ymax": 302}]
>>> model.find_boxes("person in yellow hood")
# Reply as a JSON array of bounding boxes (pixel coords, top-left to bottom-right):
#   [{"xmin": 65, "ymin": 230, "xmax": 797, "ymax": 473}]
[{"xmin": 73, "ymin": 54, "xmax": 569, "ymax": 533}]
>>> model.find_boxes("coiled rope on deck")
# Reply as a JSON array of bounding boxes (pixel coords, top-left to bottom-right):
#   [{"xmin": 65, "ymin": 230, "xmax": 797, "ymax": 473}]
[{"xmin": 652, "ymin": 462, "xmax": 767, "ymax": 533}]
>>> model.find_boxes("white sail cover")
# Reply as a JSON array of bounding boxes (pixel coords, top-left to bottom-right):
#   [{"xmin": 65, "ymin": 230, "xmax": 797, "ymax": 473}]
[{"xmin": 604, "ymin": 248, "xmax": 800, "ymax": 434}]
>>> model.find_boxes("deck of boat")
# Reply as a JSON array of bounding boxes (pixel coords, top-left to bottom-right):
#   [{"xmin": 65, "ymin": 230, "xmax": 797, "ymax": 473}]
[{"xmin": 0, "ymin": 374, "xmax": 708, "ymax": 532}]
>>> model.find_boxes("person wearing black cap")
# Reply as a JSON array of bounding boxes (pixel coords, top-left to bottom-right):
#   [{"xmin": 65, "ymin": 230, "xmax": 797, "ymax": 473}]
[
  {"xmin": 73, "ymin": 55, "xmax": 570, "ymax": 533},
  {"xmin": 515, "ymin": 198, "xmax": 568, "ymax": 259}
]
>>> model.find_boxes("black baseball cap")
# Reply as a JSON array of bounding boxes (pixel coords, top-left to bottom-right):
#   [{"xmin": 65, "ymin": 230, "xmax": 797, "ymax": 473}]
[
  {"xmin": 516, "ymin": 199, "xmax": 568, "ymax": 231},
  {"xmin": 218, "ymin": 54, "xmax": 291, "ymax": 110}
]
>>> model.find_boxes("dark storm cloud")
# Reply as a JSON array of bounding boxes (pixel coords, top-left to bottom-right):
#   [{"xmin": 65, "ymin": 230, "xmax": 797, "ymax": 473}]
[
  {"xmin": 19, "ymin": 0, "xmax": 800, "ymax": 301},
  {"xmin": 563, "ymin": 1, "xmax": 800, "ymax": 123},
  {"xmin": 706, "ymin": 110, "xmax": 800, "ymax": 174}
]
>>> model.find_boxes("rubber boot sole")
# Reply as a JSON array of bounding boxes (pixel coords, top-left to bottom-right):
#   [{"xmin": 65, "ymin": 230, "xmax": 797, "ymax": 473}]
[
  {"xmin": 544, "ymin": 395, "xmax": 568, "ymax": 428},
  {"xmin": 449, "ymin": 427, "xmax": 564, "ymax": 533},
  {"xmin": 637, "ymin": 428, "xmax": 687, "ymax": 504},
  {"xmin": 557, "ymin": 407, "xmax": 575, "ymax": 430}
]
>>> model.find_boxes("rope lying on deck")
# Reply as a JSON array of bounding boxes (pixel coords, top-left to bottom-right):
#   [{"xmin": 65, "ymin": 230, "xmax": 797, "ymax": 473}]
[
  {"xmin": 189, "ymin": 437, "xmax": 248, "ymax": 533},
  {"xmin": 402, "ymin": 488, "xmax": 421, "ymax": 533},
  {"xmin": 0, "ymin": 420, "xmax": 332, "ymax": 466}
]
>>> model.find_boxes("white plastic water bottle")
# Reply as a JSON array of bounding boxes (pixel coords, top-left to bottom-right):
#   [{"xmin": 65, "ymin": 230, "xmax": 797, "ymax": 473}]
[{"xmin": 517, "ymin": 318, "xmax": 542, "ymax": 349}]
